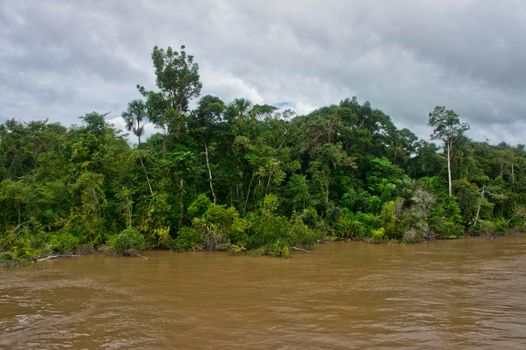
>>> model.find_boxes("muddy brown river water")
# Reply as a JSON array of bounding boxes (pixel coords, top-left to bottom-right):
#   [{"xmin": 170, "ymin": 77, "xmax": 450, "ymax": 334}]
[{"xmin": 1, "ymin": 235, "xmax": 526, "ymax": 349}]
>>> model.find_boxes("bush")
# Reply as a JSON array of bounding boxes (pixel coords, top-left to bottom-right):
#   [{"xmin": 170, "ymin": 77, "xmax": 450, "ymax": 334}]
[
  {"xmin": 401, "ymin": 209, "xmax": 429, "ymax": 242},
  {"xmin": 150, "ymin": 226, "xmax": 170, "ymax": 248},
  {"xmin": 50, "ymin": 232, "xmax": 80, "ymax": 254},
  {"xmin": 266, "ymin": 239, "xmax": 292, "ymax": 257},
  {"xmin": 111, "ymin": 227, "xmax": 146, "ymax": 256},
  {"xmin": 169, "ymin": 227, "xmax": 203, "ymax": 251},
  {"xmin": 295, "ymin": 207, "xmax": 319, "ymax": 228},
  {"xmin": 493, "ymin": 217, "xmax": 510, "ymax": 235},
  {"xmin": 370, "ymin": 227, "xmax": 385, "ymax": 243},
  {"xmin": 471, "ymin": 220, "xmax": 492, "ymax": 236},
  {"xmin": 187, "ymin": 194, "xmax": 212, "ymax": 220},
  {"xmin": 334, "ymin": 213, "xmax": 354, "ymax": 238},
  {"xmin": 430, "ymin": 218, "xmax": 463, "ymax": 238},
  {"xmin": 246, "ymin": 214, "xmax": 288, "ymax": 249},
  {"xmin": 400, "ymin": 188, "xmax": 434, "ymax": 241},
  {"xmin": 287, "ymin": 218, "xmax": 320, "ymax": 247},
  {"xmin": 429, "ymin": 195, "xmax": 464, "ymax": 238},
  {"xmin": 381, "ymin": 200, "xmax": 404, "ymax": 239},
  {"xmin": 194, "ymin": 204, "xmax": 249, "ymax": 249}
]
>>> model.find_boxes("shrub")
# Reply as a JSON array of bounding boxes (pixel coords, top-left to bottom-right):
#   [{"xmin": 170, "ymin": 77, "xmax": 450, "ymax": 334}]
[
  {"xmin": 402, "ymin": 228, "xmax": 425, "ymax": 243},
  {"xmin": 150, "ymin": 226, "xmax": 170, "ymax": 248},
  {"xmin": 111, "ymin": 227, "xmax": 146, "ymax": 256},
  {"xmin": 381, "ymin": 200, "xmax": 404, "ymax": 239},
  {"xmin": 246, "ymin": 214, "xmax": 287, "ymax": 249},
  {"xmin": 287, "ymin": 218, "xmax": 320, "ymax": 247},
  {"xmin": 472, "ymin": 219, "xmax": 496, "ymax": 236},
  {"xmin": 267, "ymin": 239, "xmax": 292, "ymax": 257},
  {"xmin": 169, "ymin": 226, "xmax": 203, "ymax": 251},
  {"xmin": 50, "ymin": 232, "xmax": 80, "ymax": 254},
  {"xmin": 430, "ymin": 218, "xmax": 463, "ymax": 238},
  {"xmin": 194, "ymin": 204, "xmax": 249, "ymax": 249},
  {"xmin": 493, "ymin": 217, "xmax": 510, "ymax": 235},
  {"xmin": 296, "ymin": 207, "xmax": 319, "ymax": 228},
  {"xmin": 429, "ymin": 195, "xmax": 464, "ymax": 238},
  {"xmin": 334, "ymin": 213, "xmax": 354, "ymax": 238},
  {"xmin": 370, "ymin": 227, "xmax": 385, "ymax": 243},
  {"xmin": 187, "ymin": 194, "xmax": 212, "ymax": 220},
  {"xmin": 401, "ymin": 208, "xmax": 430, "ymax": 242}
]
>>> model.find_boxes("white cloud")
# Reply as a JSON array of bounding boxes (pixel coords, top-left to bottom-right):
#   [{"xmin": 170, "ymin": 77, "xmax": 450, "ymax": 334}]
[
  {"xmin": 201, "ymin": 68, "xmax": 264, "ymax": 104},
  {"xmin": 1, "ymin": 0, "xmax": 525, "ymax": 145}
]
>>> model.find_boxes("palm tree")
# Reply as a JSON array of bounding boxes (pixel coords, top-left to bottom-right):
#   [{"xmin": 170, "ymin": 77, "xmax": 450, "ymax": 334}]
[
  {"xmin": 122, "ymin": 100, "xmax": 147, "ymax": 144},
  {"xmin": 122, "ymin": 99, "xmax": 154, "ymax": 196}
]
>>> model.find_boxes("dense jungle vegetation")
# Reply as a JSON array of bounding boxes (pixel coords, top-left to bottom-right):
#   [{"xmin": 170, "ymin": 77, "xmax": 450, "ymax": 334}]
[{"xmin": 2, "ymin": 46, "xmax": 526, "ymax": 263}]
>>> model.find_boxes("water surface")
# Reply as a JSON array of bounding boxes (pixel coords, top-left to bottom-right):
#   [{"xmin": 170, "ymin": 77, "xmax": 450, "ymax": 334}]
[{"xmin": 2, "ymin": 236, "xmax": 526, "ymax": 349}]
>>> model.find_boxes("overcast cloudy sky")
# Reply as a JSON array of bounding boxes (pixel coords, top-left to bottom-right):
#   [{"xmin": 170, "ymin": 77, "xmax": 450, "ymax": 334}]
[{"xmin": 1, "ymin": 0, "xmax": 525, "ymax": 144}]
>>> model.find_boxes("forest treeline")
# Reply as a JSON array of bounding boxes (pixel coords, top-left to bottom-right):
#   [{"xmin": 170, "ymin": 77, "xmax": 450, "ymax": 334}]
[{"xmin": 1, "ymin": 46, "xmax": 526, "ymax": 262}]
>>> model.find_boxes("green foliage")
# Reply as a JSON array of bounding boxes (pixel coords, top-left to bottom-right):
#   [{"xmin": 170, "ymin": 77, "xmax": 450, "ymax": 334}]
[
  {"xmin": 151, "ymin": 226, "xmax": 170, "ymax": 248},
  {"xmin": 2, "ymin": 47, "xmax": 526, "ymax": 264},
  {"xmin": 246, "ymin": 213, "xmax": 288, "ymax": 250},
  {"xmin": 471, "ymin": 219, "xmax": 496, "ymax": 236},
  {"xmin": 261, "ymin": 194, "xmax": 280, "ymax": 215},
  {"xmin": 50, "ymin": 232, "xmax": 80, "ymax": 254},
  {"xmin": 429, "ymin": 106, "xmax": 470, "ymax": 144},
  {"xmin": 187, "ymin": 194, "xmax": 212, "ymax": 220},
  {"xmin": 138, "ymin": 45, "xmax": 202, "ymax": 129},
  {"xmin": 111, "ymin": 227, "xmax": 146, "ymax": 256},
  {"xmin": 381, "ymin": 200, "xmax": 401, "ymax": 239},
  {"xmin": 370, "ymin": 228, "xmax": 386, "ymax": 243},
  {"xmin": 287, "ymin": 217, "xmax": 320, "ymax": 247},
  {"xmin": 181, "ymin": 203, "xmax": 250, "ymax": 250},
  {"xmin": 287, "ymin": 174, "xmax": 311, "ymax": 211},
  {"xmin": 333, "ymin": 210, "xmax": 381, "ymax": 239},
  {"xmin": 493, "ymin": 217, "xmax": 510, "ymax": 235},
  {"xmin": 169, "ymin": 227, "xmax": 203, "ymax": 251},
  {"xmin": 122, "ymin": 100, "xmax": 147, "ymax": 144},
  {"xmin": 399, "ymin": 188, "xmax": 434, "ymax": 241}
]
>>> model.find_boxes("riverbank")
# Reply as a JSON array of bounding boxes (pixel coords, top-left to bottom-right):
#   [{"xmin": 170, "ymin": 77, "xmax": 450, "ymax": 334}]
[{"xmin": 2, "ymin": 230, "xmax": 521, "ymax": 269}]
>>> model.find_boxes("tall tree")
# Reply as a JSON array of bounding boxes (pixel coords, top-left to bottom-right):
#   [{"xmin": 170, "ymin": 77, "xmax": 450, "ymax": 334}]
[
  {"xmin": 122, "ymin": 100, "xmax": 154, "ymax": 196},
  {"xmin": 428, "ymin": 106, "xmax": 470, "ymax": 197},
  {"xmin": 122, "ymin": 100, "xmax": 147, "ymax": 145},
  {"xmin": 191, "ymin": 95, "xmax": 226, "ymax": 203},
  {"xmin": 138, "ymin": 45, "xmax": 202, "ymax": 133}
]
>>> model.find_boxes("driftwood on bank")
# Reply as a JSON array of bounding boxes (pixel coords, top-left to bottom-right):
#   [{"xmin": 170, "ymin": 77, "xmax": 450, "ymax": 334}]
[
  {"xmin": 35, "ymin": 254, "xmax": 81, "ymax": 262},
  {"xmin": 292, "ymin": 246, "xmax": 312, "ymax": 253}
]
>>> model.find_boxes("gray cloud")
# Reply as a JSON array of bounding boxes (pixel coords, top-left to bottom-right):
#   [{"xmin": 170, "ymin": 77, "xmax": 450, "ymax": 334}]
[{"xmin": 1, "ymin": 0, "xmax": 525, "ymax": 144}]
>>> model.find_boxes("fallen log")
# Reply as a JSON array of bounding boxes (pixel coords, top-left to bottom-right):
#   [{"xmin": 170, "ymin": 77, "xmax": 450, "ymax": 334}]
[
  {"xmin": 35, "ymin": 254, "xmax": 81, "ymax": 262},
  {"xmin": 292, "ymin": 246, "xmax": 311, "ymax": 253}
]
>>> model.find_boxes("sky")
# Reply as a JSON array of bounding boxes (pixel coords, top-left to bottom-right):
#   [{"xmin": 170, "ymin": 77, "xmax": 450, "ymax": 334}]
[{"xmin": 1, "ymin": 0, "xmax": 525, "ymax": 144}]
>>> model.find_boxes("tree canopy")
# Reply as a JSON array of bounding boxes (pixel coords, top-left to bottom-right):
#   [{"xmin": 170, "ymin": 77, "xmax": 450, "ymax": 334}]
[{"xmin": 2, "ymin": 46, "xmax": 525, "ymax": 264}]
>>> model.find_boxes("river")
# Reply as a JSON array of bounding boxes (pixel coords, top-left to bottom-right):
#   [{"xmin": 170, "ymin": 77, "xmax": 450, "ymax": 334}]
[{"xmin": 1, "ymin": 235, "xmax": 526, "ymax": 349}]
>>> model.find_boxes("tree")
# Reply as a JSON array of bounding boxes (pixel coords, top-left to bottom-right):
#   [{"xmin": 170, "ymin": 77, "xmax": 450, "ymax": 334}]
[
  {"xmin": 191, "ymin": 95, "xmax": 226, "ymax": 203},
  {"xmin": 121, "ymin": 100, "xmax": 154, "ymax": 196},
  {"xmin": 138, "ymin": 45, "xmax": 202, "ymax": 132},
  {"xmin": 428, "ymin": 106, "xmax": 470, "ymax": 197},
  {"xmin": 122, "ymin": 100, "xmax": 147, "ymax": 145}
]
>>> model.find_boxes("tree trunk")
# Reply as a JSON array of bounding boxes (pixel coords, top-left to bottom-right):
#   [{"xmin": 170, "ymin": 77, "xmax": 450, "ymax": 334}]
[
  {"xmin": 265, "ymin": 171, "xmax": 273, "ymax": 197},
  {"xmin": 179, "ymin": 177, "xmax": 185, "ymax": 226},
  {"xmin": 325, "ymin": 179, "xmax": 330, "ymax": 205},
  {"xmin": 128, "ymin": 197, "xmax": 133, "ymax": 228},
  {"xmin": 139, "ymin": 157, "xmax": 154, "ymax": 197},
  {"xmin": 447, "ymin": 141, "xmax": 452, "ymax": 197},
  {"xmin": 244, "ymin": 173, "xmax": 255, "ymax": 213},
  {"xmin": 204, "ymin": 142, "xmax": 217, "ymax": 203},
  {"xmin": 137, "ymin": 119, "xmax": 142, "ymax": 145},
  {"xmin": 474, "ymin": 185, "xmax": 485, "ymax": 227}
]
